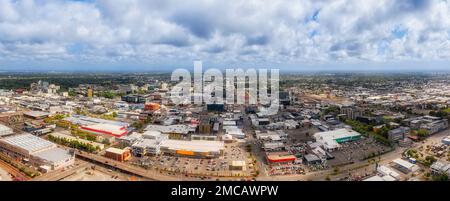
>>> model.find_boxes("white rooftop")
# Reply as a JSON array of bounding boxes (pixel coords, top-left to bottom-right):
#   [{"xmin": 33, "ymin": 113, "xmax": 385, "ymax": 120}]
[
  {"xmin": 363, "ymin": 175, "xmax": 384, "ymax": 181},
  {"xmin": 392, "ymin": 158, "xmax": 415, "ymax": 170},
  {"xmin": 24, "ymin": 111, "xmax": 49, "ymax": 117},
  {"xmin": 32, "ymin": 147, "xmax": 73, "ymax": 164},
  {"xmin": 313, "ymin": 128, "xmax": 361, "ymax": 141},
  {"xmin": 0, "ymin": 124, "xmax": 13, "ymax": 137},
  {"xmin": 377, "ymin": 165, "xmax": 400, "ymax": 179},
  {"xmin": 80, "ymin": 123, "xmax": 127, "ymax": 136},
  {"xmin": 133, "ymin": 139, "xmax": 160, "ymax": 148},
  {"xmin": 145, "ymin": 124, "xmax": 193, "ymax": 135}
]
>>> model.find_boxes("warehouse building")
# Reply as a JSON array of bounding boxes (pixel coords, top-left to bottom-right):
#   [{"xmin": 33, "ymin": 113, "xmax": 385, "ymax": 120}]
[
  {"xmin": 64, "ymin": 115, "xmax": 130, "ymax": 127},
  {"xmin": 363, "ymin": 175, "xmax": 396, "ymax": 181},
  {"xmin": 80, "ymin": 123, "xmax": 129, "ymax": 137},
  {"xmin": 24, "ymin": 111, "xmax": 49, "ymax": 120},
  {"xmin": 223, "ymin": 126, "xmax": 245, "ymax": 139},
  {"xmin": 262, "ymin": 142, "xmax": 285, "ymax": 151},
  {"xmin": 229, "ymin": 160, "xmax": 246, "ymax": 171},
  {"xmin": 132, "ymin": 139, "xmax": 161, "ymax": 156},
  {"xmin": 430, "ymin": 161, "xmax": 450, "ymax": 175},
  {"xmin": 388, "ymin": 127, "xmax": 410, "ymax": 142},
  {"xmin": 145, "ymin": 124, "xmax": 195, "ymax": 138},
  {"xmin": 313, "ymin": 128, "xmax": 361, "ymax": 151},
  {"xmin": 266, "ymin": 152, "xmax": 297, "ymax": 164},
  {"xmin": 442, "ymin": 136, "xmax": 450, "ymax": 145},
  {"xmin": 391, "ymin": 158, "xmax": 417, "ymax": 173},
  {"xmin": 377, "ymin": 165, "xmax": 400, "ymax": 180},
  {"xmin": 159, "ymin": 139, "xmax": 224, "ymax": 158},
  {"xmin": 0, "ymin": 134, "xmax": 74, "ymax": 171}
]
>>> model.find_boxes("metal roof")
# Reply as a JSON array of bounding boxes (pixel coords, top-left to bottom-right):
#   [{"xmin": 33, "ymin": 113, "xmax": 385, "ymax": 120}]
[{"xmin": 0, "ymin": 134, "xmax": 55, "ymax": 154}]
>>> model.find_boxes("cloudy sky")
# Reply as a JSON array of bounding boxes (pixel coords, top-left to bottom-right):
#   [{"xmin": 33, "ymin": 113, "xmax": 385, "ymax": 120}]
[{"xmin": 0, "ymin": 0, "xmax": 450, "ymax": 72}]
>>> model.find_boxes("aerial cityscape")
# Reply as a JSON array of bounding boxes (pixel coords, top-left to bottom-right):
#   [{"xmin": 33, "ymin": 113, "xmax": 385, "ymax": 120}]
[
  {"xmin": 0, "ymin": 0, "xmax": 449, "ymax": 187},
  {"xmin": 0, "ymin": 72, "xmax": 449, "ymax": 182}
]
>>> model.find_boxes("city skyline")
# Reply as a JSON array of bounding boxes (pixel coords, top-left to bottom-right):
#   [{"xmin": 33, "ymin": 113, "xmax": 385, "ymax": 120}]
[{"xmin": 1, "ymin": 0, "xmax": 450, "ymax": 71}]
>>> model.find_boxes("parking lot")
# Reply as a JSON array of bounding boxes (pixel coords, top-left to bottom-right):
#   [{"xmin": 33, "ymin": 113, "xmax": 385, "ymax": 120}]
[
  {"xmin": 130, "ymin": 141, "xmax": 256, "ymax": 178},
  {"xmin": 62, "ymin": 168, "xmax": 123, "ymax": 181},
  {"xmin": 326, "ymin": 137, "xmax": 392, "ymax": 167}
]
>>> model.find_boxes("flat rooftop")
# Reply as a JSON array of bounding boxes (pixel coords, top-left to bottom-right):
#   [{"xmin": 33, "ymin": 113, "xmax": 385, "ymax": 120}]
[
  {"xmin": 0, "ymin": 134, "xmax": 56, "ymax": 154},
  {"xmin": 392, "ymin": 158, "xmax": 415, "ymax": 170},
  {"xmin": 80, "ymin": 123, "xmax": 128, "ymax": 137},
  {"xmin": 313, "ymin": 128, "xmax": 361, "ymax": 140},
  {"xmin": 145, "ymin": 124, "xmax": 194, "ymax": 135},
  {"xmin": 0, "ymin": 124, "xmax": 13, "ymax": 136},
  {"xmin": 64, "ymin": 115, "xmax": 129, "ymax": 127},
  {"xmin": 105, "ymin": 147, "xmax": 128, "ymax": 155},
  {"xmin": 160, "ymin": 139, "xmax": 224, "ymax": 153},
  {"xmin": 32, "ymin": 147, "xmax": 73, "ymax": 164},
  {"xmin": 24, "ymin": 111, "xmax": 49, "ymax": 118}
]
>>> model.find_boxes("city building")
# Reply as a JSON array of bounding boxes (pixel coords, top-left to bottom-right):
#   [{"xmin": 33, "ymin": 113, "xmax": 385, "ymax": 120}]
[
  {"xmin": 144, "ymin": 103, "xmax": 160, "ymax": 111},
  {"xmin": 198, "ymin": 116, "xmax": 212, "ymax": 134},
  {"xmin": 105, "ymin": 147, "xmax": 131, "ymax": 162},
  {"xmin": 132, "ymin": 139, "xmax": 161, "ymax": 156},
  {"xmin": 24, "ymin": 111, "xmax": 49, "ymax": 120},
  {"xmin": 391, "ymin": 158, "xmax": 417, "ymax": 173},
  {"xmin": 313, "ymin": 128, "xmax": 361, "ymax": 151},
  {"xmin": 145, "ymin": 124, "xmax": 195, "ymax": 138},
  {"xmin": 262, "ymin": 142, "xmax": 285, "ymax": 151},
  {"xmin": 0, "ymin": 124, "xmax": 13, "ymax": 137},
  {"xmin": 340, "ymin": 106, "xmax": 362, "ymax": 120},
  {"xmin": 80, "ymin": 123, "xmax": 129, "ymax": 138},
  {"xmin": 229, "ymin": 161, "xmax": 246, "ymax": 171},
  {"xmin": 121, "ymin": 95, "xmax": 146, "ymax": 104},
  {"xmin": 363, "ymin": 175, "xmax": 396, "ymax": 181},
  {"xmin": 303, "ymin": 154, "xmax": 321, "ymax": 164},
  {"xmin": 377, "ymin": 165, "xmax": 400, "ymax": 180},
  {"xmin": 0, "ymin": 134, "xmax": 74, "ymax": 171},
  {"xmin": 207, "ymin": 103, "xmax": 225, "ymax": 112},
  {"xmin": 64, "ymin": 115, "xmax": 130, "ymax": 127},
  {"xmin": 388, "ymin": 127, "xmax": 410, "ymax": 142},
  {"xmin": 223, "ymin": 126, "xmax": 245, "ymax": 139},
  {"xmin": 266, "ymin": 152, "xmax": 297, "ymax": 164},
  {"xmin": 430, "ymin": 161, "xmax": 450, "ymax": 175},
  {"xmin": 420, "ymin": 119, "xmax": 448, "ymax": 135},
  {"xmin": 442, "ymin": 136, "xmax": 450, "ymax": 145},
  {"xmin": 159, "ymin": 139, "xmax": 224, "ymax": 158}
]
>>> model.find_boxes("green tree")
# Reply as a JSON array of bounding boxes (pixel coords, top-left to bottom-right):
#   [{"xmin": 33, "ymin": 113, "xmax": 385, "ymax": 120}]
[
  {"xmin": 432, "ymin": 173, "xmax": 448, "ymax": 181},
  {"xmin": 417, "ymin": 129, "xmax": 429, "ymax": 138}
]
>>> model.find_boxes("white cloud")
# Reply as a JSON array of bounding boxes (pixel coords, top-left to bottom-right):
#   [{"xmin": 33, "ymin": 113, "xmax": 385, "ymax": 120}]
[{"xmin": 0, "ymin": 0, "xmax": 449, "ymax": 70}]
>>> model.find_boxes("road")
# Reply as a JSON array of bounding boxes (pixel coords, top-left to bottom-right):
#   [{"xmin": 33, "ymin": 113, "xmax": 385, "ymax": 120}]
[
  {"xmin": 0, "ymin": 166, "xmax": 12, "ymax": 181},
  {"xmin": 32, "ymin": 160, "xmax": 90, "ymax": 181}
]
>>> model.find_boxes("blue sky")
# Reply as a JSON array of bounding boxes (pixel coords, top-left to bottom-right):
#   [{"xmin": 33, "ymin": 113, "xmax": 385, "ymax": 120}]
[{"xmin": 0, "ymin": 0, "xmax": 450, "ymax": 72}]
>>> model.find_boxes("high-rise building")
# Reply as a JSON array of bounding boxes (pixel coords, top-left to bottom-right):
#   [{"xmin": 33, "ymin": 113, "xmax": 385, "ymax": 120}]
[{"xmin": 340, "ymin": 106, "xmax": 362, "ymax": 120}]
